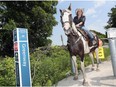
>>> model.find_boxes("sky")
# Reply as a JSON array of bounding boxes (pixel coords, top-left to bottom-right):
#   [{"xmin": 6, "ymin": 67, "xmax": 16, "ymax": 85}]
[{"xmin": 50, "ymin": 0, "xmax": 116, "ymax": 46}]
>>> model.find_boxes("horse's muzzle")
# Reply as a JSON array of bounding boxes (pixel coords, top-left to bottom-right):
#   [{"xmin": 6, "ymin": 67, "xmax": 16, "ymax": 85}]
[
  {"xmin": 64, "ymin": 28, "xmax": 72, "ymax": 35},
  {"xmin": 63, "ymin": 22, "xmax": 70, "ymax": 30}
]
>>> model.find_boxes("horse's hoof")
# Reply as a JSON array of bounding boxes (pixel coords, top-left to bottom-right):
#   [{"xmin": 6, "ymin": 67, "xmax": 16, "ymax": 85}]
[
  {"xmin": 91, "ymin": 67, "xmax": 95, "ymax": 71},
  {"xmin": 73, "ymin": 76, "xmax": 78, "ymax": 80},
  {"xmin": 96, "ymin": 68, "xmax": 100, "ymax": 72},
  {"xmin": 83, "ymin": 80, "xmax": 91, "ymax": 86}
]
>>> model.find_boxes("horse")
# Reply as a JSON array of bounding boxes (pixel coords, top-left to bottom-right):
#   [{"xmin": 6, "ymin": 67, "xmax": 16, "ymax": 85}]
[{"xmin": 60, "ymin": 5, "xmax": 100, "ymax": 86}]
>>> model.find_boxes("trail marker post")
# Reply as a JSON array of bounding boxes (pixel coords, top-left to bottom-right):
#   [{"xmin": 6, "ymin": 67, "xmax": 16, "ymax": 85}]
[{"xmin": 13, "ymin": 28, "xmax": 32, "ymax": 86}]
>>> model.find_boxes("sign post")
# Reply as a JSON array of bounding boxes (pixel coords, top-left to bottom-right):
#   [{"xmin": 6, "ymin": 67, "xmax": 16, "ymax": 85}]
[{"xmin": 13, "ymin": 28, "xmax": 32, "ymax": 86}]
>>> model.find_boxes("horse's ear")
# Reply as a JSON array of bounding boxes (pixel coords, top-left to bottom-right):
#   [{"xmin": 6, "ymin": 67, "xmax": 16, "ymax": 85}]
[
  {"xmin": 60, "ymin": 9, "xmax": 62, "ymax": 15},
  {"xmin": 68, "ymin": 3, "xmax": 71, "ymax": 11}
]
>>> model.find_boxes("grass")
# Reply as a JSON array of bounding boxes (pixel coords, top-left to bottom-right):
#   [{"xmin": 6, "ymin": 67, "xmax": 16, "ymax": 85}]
[{"xmin": 30, "ymin": 46, "xmax": 110, "ymax": 86}]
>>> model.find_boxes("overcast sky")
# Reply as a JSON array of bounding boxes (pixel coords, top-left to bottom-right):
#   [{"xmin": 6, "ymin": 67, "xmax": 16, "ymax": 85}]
[{"xmin": 50, "ymin": 0, "xmax": 116, "ymax": 45}]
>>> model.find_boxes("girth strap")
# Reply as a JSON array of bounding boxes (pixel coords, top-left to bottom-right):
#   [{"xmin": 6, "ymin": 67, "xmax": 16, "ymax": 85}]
[{"xmin": 75, "ymin": 36, "xmax": 82, "ymax": 44}]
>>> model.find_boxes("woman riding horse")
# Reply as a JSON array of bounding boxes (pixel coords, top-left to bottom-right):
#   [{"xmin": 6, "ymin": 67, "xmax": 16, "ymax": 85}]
[
  {"xmin": 73, "ymin": 8, "xmax": 96, "ymax": 45},
  {"xmin": 60, "ymin": 5, "xmax": 100, "ymax": 86}
]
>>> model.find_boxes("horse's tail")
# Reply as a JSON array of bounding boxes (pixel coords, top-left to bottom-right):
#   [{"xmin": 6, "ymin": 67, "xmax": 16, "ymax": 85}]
[{"xmin": 95, "ymin": 35, "xmax": 99, "ymax": 48}]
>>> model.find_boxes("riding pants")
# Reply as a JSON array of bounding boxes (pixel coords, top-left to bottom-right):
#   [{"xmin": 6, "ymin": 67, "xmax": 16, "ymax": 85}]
[{"xmin": 81, "ymin": 26, "xmax": 94, "ymax": 41}]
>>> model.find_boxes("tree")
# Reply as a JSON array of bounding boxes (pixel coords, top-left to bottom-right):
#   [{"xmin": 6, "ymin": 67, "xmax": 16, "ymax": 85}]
[
  {"xmin": 105, "ymin": 5, "xmax": 116, "ymax": 29},
  {"xmin": 0, "ymin": 1, "xmax": 58, "ymax": 56}
]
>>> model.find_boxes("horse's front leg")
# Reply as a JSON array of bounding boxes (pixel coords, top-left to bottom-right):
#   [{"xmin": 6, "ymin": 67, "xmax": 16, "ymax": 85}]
[
  {"xmin": 72, "ymin": 56, "xmax": 78, "ymax": 80},
  {"xmin": 81, "ymin": 61, "xmax": 91, "ymax": 86}
]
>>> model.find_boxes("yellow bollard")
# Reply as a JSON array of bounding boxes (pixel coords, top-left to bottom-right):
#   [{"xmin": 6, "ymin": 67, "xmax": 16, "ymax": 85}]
[{"xmin": 93, "ymin": 47, "xmax": 105, "ymax": 59}]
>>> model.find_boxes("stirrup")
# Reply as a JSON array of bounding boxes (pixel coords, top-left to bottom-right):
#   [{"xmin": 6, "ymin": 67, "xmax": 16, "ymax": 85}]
[{"xmin": 92, "ymin": 40, "xmax": 96, "ymax": 45}]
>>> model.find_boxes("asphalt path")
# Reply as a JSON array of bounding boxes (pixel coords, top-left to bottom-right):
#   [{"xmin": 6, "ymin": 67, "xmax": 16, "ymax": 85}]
[{"xmin": 57, "ymin": 59, "xmax": 116, "ymax": 87}]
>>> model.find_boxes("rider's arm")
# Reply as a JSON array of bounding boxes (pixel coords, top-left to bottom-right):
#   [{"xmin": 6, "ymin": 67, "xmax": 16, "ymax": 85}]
[
  {"xmin": 76, "ymin": 16, "xmax": 86, "ymax": 27},
  {"xmin": 77, "ymin": 22, "xmax": 83, "ymax": 26}
]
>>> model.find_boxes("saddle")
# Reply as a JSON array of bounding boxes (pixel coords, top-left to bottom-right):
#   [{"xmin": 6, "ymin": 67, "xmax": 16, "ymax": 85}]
[{"xmin": 77, "ymin": 28, "xmax": 98, "ymax": 47}]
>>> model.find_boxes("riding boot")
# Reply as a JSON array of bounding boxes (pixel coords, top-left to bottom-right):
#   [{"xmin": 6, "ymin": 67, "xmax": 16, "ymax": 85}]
[
  {"xmin": 87, "ymin": 32, "xmax": 96, "ymax": 45},
  {"xmin": 92, "ymin": 40, "xmax": 96, "ymax": 45}
]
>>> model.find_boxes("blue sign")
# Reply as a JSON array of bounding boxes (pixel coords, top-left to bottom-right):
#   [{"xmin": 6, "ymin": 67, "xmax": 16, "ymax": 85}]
[
  {"xmin": 19, "ymin": 42, "xmax": 31, "ymax": 86},
  {"xmin": 19, "ymin": 29, "xmax": 27, "ymax": 41},
  {"xmin": 13, "ymin": 28, "xmax": 32, "ymax": 87}
]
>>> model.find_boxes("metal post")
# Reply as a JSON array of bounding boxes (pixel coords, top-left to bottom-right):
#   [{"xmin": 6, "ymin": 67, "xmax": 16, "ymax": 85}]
[
  {"xmin": 108, "ymin": 38, "xmax": 116, "ymax": 77},
  {"xmin": 70, "ymin": 57, "xmax": 75, "ymax": 74},
  {"xmin": 107, "ymin": 28, "xmax": 116, "ymax": 77}
]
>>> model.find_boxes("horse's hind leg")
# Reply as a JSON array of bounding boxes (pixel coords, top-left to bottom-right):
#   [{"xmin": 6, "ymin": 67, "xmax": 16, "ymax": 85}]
[
  {"xmin": 89, "ymin": 52, "xmax": 95, "ymax": 71},
  {"xmin": 95, "ymin": 48, "xmax": 100, "ymax": 71},
  {"xmin": 72, "ymin": 56, "xmax": 78, "ymax": 80}
]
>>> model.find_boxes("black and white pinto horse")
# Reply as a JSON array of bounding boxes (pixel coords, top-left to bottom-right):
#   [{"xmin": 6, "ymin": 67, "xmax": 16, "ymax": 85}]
[{"xmin": 60, "ymin": 5, "xmax": 100, "ymax": 86}]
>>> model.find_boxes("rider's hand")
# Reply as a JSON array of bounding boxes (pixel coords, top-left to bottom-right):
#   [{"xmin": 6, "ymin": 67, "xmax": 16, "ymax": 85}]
[{"xmin": 76, "ymin": 24, "xmax": 80, "ymax": 28}]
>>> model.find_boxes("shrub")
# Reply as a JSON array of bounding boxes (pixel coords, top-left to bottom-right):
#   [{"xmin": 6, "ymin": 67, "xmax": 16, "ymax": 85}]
[
  {"xmin": 30, "ymin": 46, "xmax": 110, "ymax": 86},
  {"xmin": 0, "ymin": 57, "xmax": 15, "ymax": 86},
  {"xmin": 30, "ymin": 46, "xmax": 71, "ymax": 86}
]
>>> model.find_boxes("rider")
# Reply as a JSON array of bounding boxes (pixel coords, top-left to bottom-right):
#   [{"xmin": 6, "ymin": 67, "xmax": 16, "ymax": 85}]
[{"xmin": 73, "ymin": 8, "xmax": 96, "ymax": 45}]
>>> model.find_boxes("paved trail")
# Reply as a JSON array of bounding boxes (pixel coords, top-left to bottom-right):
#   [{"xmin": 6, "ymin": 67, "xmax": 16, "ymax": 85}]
[{"xmin": 57, "ymin": 59, "xmax": 116, "ymax": 87}]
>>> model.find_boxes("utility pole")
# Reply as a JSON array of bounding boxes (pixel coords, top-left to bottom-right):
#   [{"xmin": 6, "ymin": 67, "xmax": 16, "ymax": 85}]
[{"xmin": 61, "ymin": 35, "xmax": 64, "ymax": 46}]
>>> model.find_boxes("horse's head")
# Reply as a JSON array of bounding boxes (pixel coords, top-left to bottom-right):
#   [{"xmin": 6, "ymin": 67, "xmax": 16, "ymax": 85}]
[{"xmin": 60, "ymin": 4, "xmax": 73, "ymax": 35}]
